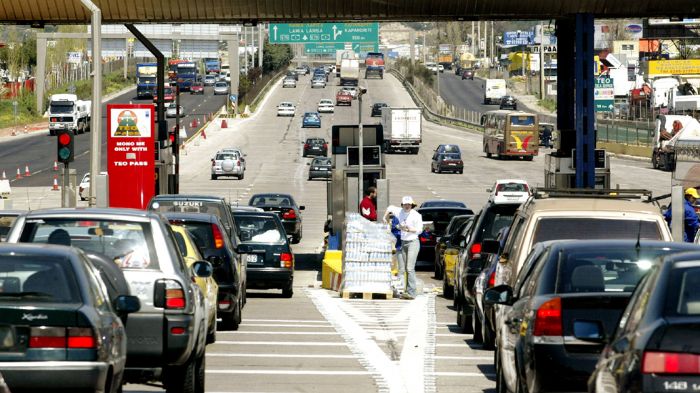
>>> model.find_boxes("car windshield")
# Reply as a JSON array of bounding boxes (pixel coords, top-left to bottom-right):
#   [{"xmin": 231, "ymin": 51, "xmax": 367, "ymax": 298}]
[
  {"xmin": 533, "ymin": 218, "xmax": 662, "ymax": 244},
  {"xmin": 50, "ymin": 102, "xmax": 74, "ymax": 114},
  {"xmin": 19, "ymin": 219, "xmax": 158, "ymax": 270},
  {"xmin": 496, "ymin": 182, "xmax": 529, "ymax": 192},
  {"xmin": 554, "ymin": 247, "xmax": 674, "ymax": 293},
  {"xmin": 233, "ymin": 215, "xmax": 285, "ymax": 244},
  {"xmin": 249, "ymin": 195, "xmax": 294, "ymax": 207},
  {"xmin": 0, "ymin": 255, "xmax": 80, "ymax": 303},
  {"xmin": 215, "ymin": 153, "xmax": 239, "ymax": 160}
]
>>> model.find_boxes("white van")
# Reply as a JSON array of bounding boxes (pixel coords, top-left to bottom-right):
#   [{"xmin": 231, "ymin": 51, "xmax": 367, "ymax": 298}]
[{"xmin": 483, "ymin": 79, "xmax": 507, "ymax": 104}]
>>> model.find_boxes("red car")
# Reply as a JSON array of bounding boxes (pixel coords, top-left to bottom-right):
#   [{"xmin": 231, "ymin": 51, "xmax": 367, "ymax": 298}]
[
  {"xmin": 336, "ymin": 90, "xmax": 352, "ymax": 106},
  {"xmin": 190, "ymin": 82, "xmax": 204, "ymax": 95},
  {"xmin": 153, "ymin": 86, "xmax": 175, "ymax": 104}
]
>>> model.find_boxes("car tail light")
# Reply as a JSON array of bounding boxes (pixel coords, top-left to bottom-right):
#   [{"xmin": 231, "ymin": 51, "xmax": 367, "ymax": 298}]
[
  {"xmin": 171, "ymin": 327, "xmax": 186, "ymax": 335},
  {"xmin": 283, "ymin": 209, "xmax": 297, "ymax": 220},
  {"xmin": 533, "ymin": 297, "xmax": 562, "ymax": 336},
  {"xmin": 304, "ymin": 144, "xmax": 310, "ymax": 149},
  {"xmin": 643, "ymin": 352, "xmax": 700, "ymax": 375},
  {"xmin": 237, "ymin": 160, "xmax": 241, "ymax": 166},
  {"xmin": 488, "ymin": 271, "xmax": 496, "ymax": 288},
  {"xmin": 29, "ymin": 327, "xmax": 66, "ymax": 348},
  {"xmin": 68, "ymin": 328, "xmax": 96, "ymax": 348},
  {"xmin": 50, "ymin": 117, "xmax": 57, "ymax": 122},
  {"xmin": 468, "ymin": 243, "xmax": 482, "ymax": 259},
  {"xmin": 218, "ymin": 299, "xmax": 231, "ymax": 310},
  {"xmin": 212, "ymin": 224, "xmax": 224, "ymax": 249},
  {"xmin": 155, "ymin": 279, "xmax": 186, "ymax": 309},
  {"xmin": 323, "ymin": 143, "xmax": 328, "ymax": 149},
  {"xmin": 280, "ymin": 252, "xmax": 293, "ymax": 268}
]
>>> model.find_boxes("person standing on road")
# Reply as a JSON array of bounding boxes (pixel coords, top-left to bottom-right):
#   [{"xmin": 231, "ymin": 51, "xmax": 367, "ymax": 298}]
[
  {"xmin": 398, "ymin": 196, "xmax": 423, "ymax": 300},
  {"xmin": 664, "ymin": 187, "xmax": 700, "ymax": 242},
  {"xmin": 359, "ymin": 186, "xmax": 377, "ymax": 221}
]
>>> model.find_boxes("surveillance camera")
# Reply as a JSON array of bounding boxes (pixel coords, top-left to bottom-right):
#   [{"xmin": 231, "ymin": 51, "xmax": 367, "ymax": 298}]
[{"xmin": 360, "ymin": 87, "xmax": 367, "ymax": 94}]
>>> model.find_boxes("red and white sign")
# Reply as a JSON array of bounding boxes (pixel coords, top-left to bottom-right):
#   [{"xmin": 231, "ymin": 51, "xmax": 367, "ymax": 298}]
[{"xmin": 107, "ymin": 104, "xmax": 155, "ymax": 209}]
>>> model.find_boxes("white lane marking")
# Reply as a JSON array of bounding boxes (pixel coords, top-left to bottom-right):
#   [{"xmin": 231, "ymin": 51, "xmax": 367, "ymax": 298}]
[
  {"xmin": 218, "ymin": 331, "xmax": 339, "ymax": 335},
  {"xmin": 206, "ymin": 370, "xmax": 371, "ymax": 376},
  {"xmin": 241, "ymin": 319, "xmax": 329, "ymax": 323},
  {"xmin": 432, "ymin": 372, "xmax": 496, "ymax": 378},
  {"xmin": 214, "ymin": 341, "xmax": 346, "ymax": 346},
  {"xmin": 434, "ymin": 356, "xmax": 493, "ymax": 360},
  {"xmin": 231, "ymin": 323, "xmax": 336, "ymax": 328},
  {"xmin": 435, "ymin": 343, "xmax": 473, "ymax": 347},
  {"xmin": 206, "ymin": 353, "xmax": 355, "ymax": 359}
]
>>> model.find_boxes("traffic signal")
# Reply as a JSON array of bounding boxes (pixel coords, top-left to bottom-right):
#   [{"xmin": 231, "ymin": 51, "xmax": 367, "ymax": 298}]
[{"xmin": 56, "ymin": 130, "xmax": 74, "ymax": 164}]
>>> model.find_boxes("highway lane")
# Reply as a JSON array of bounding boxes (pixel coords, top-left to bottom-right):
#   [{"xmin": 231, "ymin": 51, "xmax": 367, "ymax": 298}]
[
  {"xmin": 0, "ymin": 86, "xmax": 226, "ymax": 188},
  {"xmin": 117, "ymin": 69, "xmax": 673, "ymax": 393},
  {"xmin": 438, "ymin": 71, "xmax": 497, "ymax": 115}
]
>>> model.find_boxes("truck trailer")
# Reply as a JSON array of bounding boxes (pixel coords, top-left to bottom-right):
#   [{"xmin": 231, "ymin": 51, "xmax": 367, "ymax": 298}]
[{"xmin": 381, "ymin": 107, "xmax": 422, "ymax": 154}]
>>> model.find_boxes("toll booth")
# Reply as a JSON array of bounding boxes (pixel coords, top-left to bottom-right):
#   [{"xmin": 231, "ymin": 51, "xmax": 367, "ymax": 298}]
[
  {"xmin": 544, "ymin": 149, "xmax": 611, "ymax": 189},
  {"xmin": 328, "ymin": 124, "xmax": 389, "ymax": 238}
]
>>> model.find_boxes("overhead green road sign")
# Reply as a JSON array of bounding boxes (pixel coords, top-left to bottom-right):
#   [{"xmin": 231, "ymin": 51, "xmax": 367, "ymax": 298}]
[
  {"xmin": 270, "ymin": 22, "xmax": 379, "ymax": 44},
  {"xmin": 305, "ymin": 42, "xmax": 379, "ymax": 55}
]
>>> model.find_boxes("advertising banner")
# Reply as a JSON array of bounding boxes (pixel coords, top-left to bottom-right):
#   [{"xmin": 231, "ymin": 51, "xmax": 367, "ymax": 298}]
[
  {"xmin": 647, "ymin": 59, "xmax": 700, "ymax": 76},
  {"xmin": 107, "ymin": 104, "xmax": 155, "ymax": 209}
]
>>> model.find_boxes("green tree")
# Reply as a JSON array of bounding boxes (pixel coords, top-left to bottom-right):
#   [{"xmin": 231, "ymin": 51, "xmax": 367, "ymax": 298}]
[{"xmin": 262, "ymin": 41, "xmax": 293, "ymax": 73}]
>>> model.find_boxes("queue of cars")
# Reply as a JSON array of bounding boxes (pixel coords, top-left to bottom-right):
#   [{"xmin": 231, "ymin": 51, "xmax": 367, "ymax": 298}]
[
  {"xmin": 435, "ymin": 185, "xmax": 700, "ymax": 393},
  {"xmin": 0, "ymin": 189, "xmax": 305, "ymax": 392}
]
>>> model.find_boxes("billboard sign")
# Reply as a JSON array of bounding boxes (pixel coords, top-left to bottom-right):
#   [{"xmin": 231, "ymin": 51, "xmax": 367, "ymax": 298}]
[
  {"xmin": 107, "ymin": 104, "xmax": 155, "ymax": 209},
  {"xmin": 304, "ymin": 42, "xmax": 378, "ymax": 55},
  {"xmin": 270, "ymin": 22, "xmax": 378, "ymax": 44},
  {"xmin": 503, "ymin": 31, "xmax": 534, "ymax": 46},
  {"xmin": 647, "ymin": 59, "xmax": 700, "ymax": 76}
]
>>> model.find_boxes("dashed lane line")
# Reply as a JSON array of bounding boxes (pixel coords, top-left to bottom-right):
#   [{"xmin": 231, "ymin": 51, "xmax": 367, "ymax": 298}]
[
  {"xmin": 214, "ymin": 341, "xmax": 347, "ymax": 346},
  {"xmin": 206, "ymin": 370, "xmax": 371, "ymax": 376},
  {"xmin": 206, "ymin": 353, "xmax": 355, "ymax": 359}
]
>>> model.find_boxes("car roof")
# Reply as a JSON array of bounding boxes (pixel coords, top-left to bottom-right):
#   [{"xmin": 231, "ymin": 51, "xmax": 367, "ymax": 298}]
[
  {"xmin": 416, "ymin": 206, "xmax": 474, "ymax": 214},
  {"xmin": 21, "ymin": 207, "xmax": 158, "ymax": 221},
  {"xmin": 0, "ymin": 210, "xmax": 25, "ymax": 217},
  {"xmin": 495, "ymin": 179, "xmax": 528, "ymax": 184},
  {"xmin": 232, "ymin": 211, "xmax": 281, "ymax": 219},
  {"xmin": 250, "ymin": 193, "xmax": 294, "ymax": 198},
  {"xmin": 521, "ymin": 198, "xmax": 663, "ymax": 215},
  {"xmin": 304, "ymin": 112, "xmax": 319, "ymax": 115}
]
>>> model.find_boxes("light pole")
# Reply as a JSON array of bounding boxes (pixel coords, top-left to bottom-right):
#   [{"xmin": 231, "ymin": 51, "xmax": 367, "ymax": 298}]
[{"xmin": 358, "ymin": 88, "xmax": 365, "ymax": 207}]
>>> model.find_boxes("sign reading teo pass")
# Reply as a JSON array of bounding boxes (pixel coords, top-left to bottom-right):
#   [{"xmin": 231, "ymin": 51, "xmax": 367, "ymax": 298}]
[{"xmin": 269, "ymin": 22, "xmax": 379, "ymax": 44}]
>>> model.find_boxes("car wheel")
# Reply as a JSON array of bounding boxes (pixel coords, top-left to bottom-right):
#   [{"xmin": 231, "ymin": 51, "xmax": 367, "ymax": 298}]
[
  {"xmin": 194, "ymin": 352, "xmax": 205, "ymax": 393},
  {"xmin": 442, "ymin": 270, "xmax": 453, "ymax": 299},
  {"xmin": 239, "ymin": 172, "xmax": 244, "ymax": 180},
  {"xmin": 164, "ymin": 353, "xmax": 196, "ymax": 393},
  {"xmin": 206, "ymin": 320, "xmax": 217, "ymax": 344},
  {"xmin": 437, "ymin": 166, "xmax": 442, "ymax": 174},
  {"xmin": 210, "ymin": 174, "xmax": 217, "ymax": 180},
  {"xmin": 220, "ymin": 300, "xmax": 241, "ymax": 331},
  {"xmin": 282, "ymin": 280, "xmax": 294, "ymax": 298},
  {"xmin": 472, "ymin": 308, "xmax": 484, "ymax": 343},
  {"xmin": 458, "ymin": 169, "xmax": 464, "ymax": 174},
  {"xmin": 458, "ymin": 303, "xmax": 474, "ymax": 334}
]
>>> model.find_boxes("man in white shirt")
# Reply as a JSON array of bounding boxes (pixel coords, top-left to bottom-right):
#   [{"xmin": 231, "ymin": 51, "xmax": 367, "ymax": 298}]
[{"xmin": 397, "ymin": 196, "xmax": 423, "ymax": 299}]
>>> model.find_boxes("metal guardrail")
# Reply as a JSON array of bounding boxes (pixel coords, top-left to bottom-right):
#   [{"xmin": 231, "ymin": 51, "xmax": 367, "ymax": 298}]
[{"xmin": 388, "ymin": 68, "xmax": 485, "ymax": 133}]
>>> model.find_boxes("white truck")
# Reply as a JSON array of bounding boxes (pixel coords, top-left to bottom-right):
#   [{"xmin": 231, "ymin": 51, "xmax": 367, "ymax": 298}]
[
  {"xmin": 651, "ymin": 114, "xmax": 700, "ymax": 171},
  {"xmin": 340, "ymin": 58, "xmax": 360, "ymax": 86},
  {"xmin": 381, "ymin": 107, "xmax": 422, "ymax": 154},
  {"xmin": 483, "ymin": 79, "xmax": 507, "ymax": 105},
  {"xmin": 48, "ymin": 94, "xmax": 91, "ymax": 136},
  {"xmin": 336, "ymin": 50, "xmax": 357, "ymax": 78},
  {"xmin": 650, "ymin": 77, "xmax": 680, "ymax": 109},
  {"xmin": 668, "ymin": 82, "xmax": 700, "ymax": 113}
]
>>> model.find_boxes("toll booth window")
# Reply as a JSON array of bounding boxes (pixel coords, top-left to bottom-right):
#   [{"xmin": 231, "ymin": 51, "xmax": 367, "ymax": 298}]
[{"xmin": 510, "ymin": 116, "xmax": 535, "ymax": 127}]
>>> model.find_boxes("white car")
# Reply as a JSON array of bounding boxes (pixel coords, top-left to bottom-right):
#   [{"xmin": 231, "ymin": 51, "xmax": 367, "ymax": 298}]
[
  {"xmin": 277, "ymin": 102, "xmax": 296, "ymax": 117},
  {"xmin": 425, "ymin": 62, "xmax": 439, "ymax": 73},
  {"xmin": 283, "ymin": 78, "xmax": 297, "ymax": 88},
  {"xmin": 211, "ymin": 151, "xmax": 244, "ymax": 180},
  {"xmin": 165, "ymin": 103, "xmax": 186, "ymax": 118},
  {"xmin": 487, "ymin": 179, "xmax": 531, "ymax": 204},
  {"xmin": 318, "ymin": 99, "xmax": 334, "ymax": 113},
  {"xmin": 218, "ymin": 147, "xmax": 247, "ymax": 170},
  {"xmin": 311, "ymin": 78, "xmax": 326, "ymax": 88},
  {"xmin": 343, "ymin": 87, "xmax": 359, "ymax": 99},
  {"xmin": 78, "ymin": 171, "xmax": 108, "ymax": 201},
  {"xmin": 438, "ymin": 64, "xmax": 445, "ymax": 73}
]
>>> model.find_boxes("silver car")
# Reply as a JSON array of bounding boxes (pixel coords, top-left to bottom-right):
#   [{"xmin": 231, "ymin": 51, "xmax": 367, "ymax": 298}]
[
  {"xmin": 218, "ymin": 147, "xmax": 247, "ymax": 170},
  {"xmin": 5, "ymin": 209, "xmax": 212, "ymax": 393},
  {"xmin": 311, "ymin": 78, "xmax": 326, "ymax": 88},
  {"xmin": 213, "ymin": 81, "xmax": 229, "ymax": 95},
  {"xmin": 211, "ymin": 151, "xmax": 245, "ymax": 180},
  {"xmin": 203, "ymin": 75, "xmax": 217, "ymax": 86},
  {"xmin": 165, "ymin": 103, "xmax": 185, "ymax": 118},
  {"xmin": 283, "ymin": 78, "xmax": 297, "ymax": 88}
]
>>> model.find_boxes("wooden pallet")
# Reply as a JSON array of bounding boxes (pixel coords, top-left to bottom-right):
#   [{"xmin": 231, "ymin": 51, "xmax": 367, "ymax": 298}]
[{"xmin": 341, "ymin": 290, "xmax": 393, "ymax": 300}]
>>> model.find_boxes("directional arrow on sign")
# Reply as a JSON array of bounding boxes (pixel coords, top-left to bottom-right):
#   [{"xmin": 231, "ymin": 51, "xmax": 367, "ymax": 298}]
[
  {"xmin": 303, "ymin": 35, "xmax": 308, "ymax": 41},
  {"xmin": 333, "ymin": 25, "xmax": 342, "ymax": 40},
  {"xmin": 273, "ymin": 25, "xmax": 278, "ymax": 41}
]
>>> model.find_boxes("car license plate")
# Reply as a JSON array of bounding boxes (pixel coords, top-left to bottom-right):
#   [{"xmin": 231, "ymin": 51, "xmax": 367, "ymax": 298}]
[
  {"xmin": 320, "ymin": 167, "xmax": 328, "ymax": 171},
  {"xmin": 0, "ymin": 326, "xmax": 15, "ymax": 350},
  {"xmin": 246, "ymin": 254, "xmax": 260, "ymax": 264},
  {"xmin": 448, "ymin": 163, "xmax": 456, "ymax": 166}
]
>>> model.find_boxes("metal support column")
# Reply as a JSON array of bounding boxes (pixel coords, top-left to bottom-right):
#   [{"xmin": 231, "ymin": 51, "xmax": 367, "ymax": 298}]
[
  {"xmin": 224, "ymin": 34, "xmax": 240, "ymax": 116},
  {"xmin": 123, "ymin": 38, "xmax": 128, "ymax": 79},
  {"xmin": 556, "ymin": 18, "xmax": 575, "ymax": 156},
  {"xmin": 80, "ymin": 0, "xmax": 102, "ymax": 207},
  {"xmin": 574, "ymin": 14, "xmax": 596, "ymax": 188},
  {"xmin": 36, "ymin": 38, "xmax": 47, "ymax": 115},
  {"xmin": 258, "ymin": 24, "xmax": 264, "ymax": 73}
]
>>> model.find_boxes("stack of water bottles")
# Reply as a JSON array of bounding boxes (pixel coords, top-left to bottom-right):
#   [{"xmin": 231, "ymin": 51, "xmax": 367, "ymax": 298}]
[{"xmin": 342, "ymin": 213, "xmax": 394, "ymax": 294}]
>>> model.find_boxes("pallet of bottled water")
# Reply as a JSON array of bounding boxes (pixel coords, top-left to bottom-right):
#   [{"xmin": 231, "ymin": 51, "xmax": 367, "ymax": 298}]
[{"xmin": 341, "ymin": 213, "xmax": 394, "ymax": 299}]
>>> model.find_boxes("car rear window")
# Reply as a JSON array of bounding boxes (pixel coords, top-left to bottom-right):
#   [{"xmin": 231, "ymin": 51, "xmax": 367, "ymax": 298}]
[
  {"xmin": 421, "ymin": 201, "xmax": 466, "ymax": 208},
  {"xmin": 170, "ymin": 222, "xmax": 216, "ymax": 249},
  {"xmin": 532, "ymin": 218, "xmax": 662, "ymax": 245},
  {"xmin": 496, "ymin": 182, "xmax": 529, "ymax": 192},
  {"xmin": 150, "ymin": 200, "xmax": 228, "ymax": 221},
  {"xmin": 552, "ymin": 247, "xmax": 668, "ymax": 294},
  {"xmin": 0, "ymin": 256, "xmax": 80, "ymax": 303},
  {"xmin": 215, "ymin": 153, "xmax": 239, "ymax": 161},
  {"xmin": 441, "ymin": 153, "xmax": 461, "ymax": 160},
  {"xmin": 233, "ymin": 215, "xmax": 285, "ymax": 244},
  {"xmin": 510, "ymin": 115, "xmax": 535, "ymax": 126},
  {"xmin": 249, "ymin": 195, "xmax": 293, "ymax": 206},
  {"xmin": 440, "ymin": 145, "xmax": 460, "ymax": 153},
  {"xmin": 671, "ymin": 267, "xmax": 700, "ymax": 315},
  {"xmin": 475, "ymin": 204, "xmax": 520, "ymax": 242},
  {"xmin": 419, "ymin": 209, "xmax": 471, "ymax": 236},
  {"xmin": 313, "ymin": 158, "xmax": 331, "ymax": 165},
  {"xmin": 18, "ymin": 219, "xmax": 158, "ymax": 270}
]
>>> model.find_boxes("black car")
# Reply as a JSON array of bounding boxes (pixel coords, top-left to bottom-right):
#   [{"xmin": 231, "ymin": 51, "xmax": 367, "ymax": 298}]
[
  {"xmin": 249, "ymin": 193, "xmax": 305, "ymax": 244},
  {"xmin": 416, "ymin": 206, "xmax": 474, "ymax": 266},
  {"xmin": 308, "ymin": 156, "xmax": 332, "ymax": 180},
  {"xmin": 148, "ymin": 194, "xmax": 237, "ymax": 240},
  {"xmin": 486, "ymin": 240, "xmax": 700, "ymax": 393},
  {"xmin": 303, "ymin": 137, "xmax": 328, "ymax": 157},
  {"xmin": 371, "ymin": 102, "xmax": 388, "ymax": 117},
  {"xmin": 163, "ymin": 212, "xmax": 246, "ymax": 330},
  {"xmin": 454, "ymin": 201, "xmax": 521, "ymax": 333},
  {"xmin": 420, "ymin": 200, "xmax": 467, "ymax": 208},
  {"xmin": 233, "ymin": 212, "xmax": 295, "ymax": 297},
  {"xmin": 0, "ymin": 243, "xmax": 140, "ymax": 393},
  {"xmin": 286, "ymin": 70, "xmax": 298, "ymax": 81},
  {"xmin": 589, "ymin": 250, "xmax": 700, "ymax": 393},
  {"xmin": 431, "ymin": 151, "xmax": 464, "ymax": 174},
  {"xmin": 499, "ymin": 95, "xmax": 518, "ymax": 110},
  {"xmin": 434, "ymin": 214, "xmax": 474, "ymax": 279},
  {"xmin": 461, "ymin": 68, "xmax": 475, "ymax": 80}
]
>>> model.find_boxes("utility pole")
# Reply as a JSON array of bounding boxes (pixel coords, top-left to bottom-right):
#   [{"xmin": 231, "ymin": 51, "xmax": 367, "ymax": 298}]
[
  {"xmin": 539, "ymin": 21, "xmax": 545, "ymax": 99},
  {"xmin": 477, "ymin": 22, "xmax": 481, "ymax": 60},
  {"xmin": 422, "ymin": 33, "xmax": 426, "ymax": 63}
]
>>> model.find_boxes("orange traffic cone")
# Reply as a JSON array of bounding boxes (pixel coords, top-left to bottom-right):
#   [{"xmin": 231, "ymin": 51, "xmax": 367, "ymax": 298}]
[
  {"xmin": 192, "ymin": 118, "xmax": 199, "ymax": 128},
  {"xmin": 51, "ymin": 176, "xmax": 59, "ymax": 191},
  {"xmin": 15, "ymin": 168, "xmax": 22, "ymax": 179},
  {"xmin": 53, "ymin": 161, "xmax": 59, "ymax": 171},
  {"xmin": 24, "ymin": 165, "xmax": 31, "ymax": 177},
  {"xmin": 221, "ymin": 119, "xmax": 228, "ymax": 129}
]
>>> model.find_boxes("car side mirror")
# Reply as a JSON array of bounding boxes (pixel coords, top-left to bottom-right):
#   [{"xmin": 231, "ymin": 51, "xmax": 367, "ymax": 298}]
[
  {"xmin": 573, "ymin": 320, "xmax": 607, "ymax": 344},
  {"xmin": 486, "ymin": 188, "xmax": 493, "ymax": 193},
  {"xmin": 299, "ymin": 206, "xmax": 306, "ymax": 211},
  {"xmin": 481, "ymin": 239, "xmax": 501, "ymax": 255},
  {"xmin": 307, "ymin": 162, "xmax": 311, "ymax": 166},
  {"xmin": 192, "ymin": 260, "xmax": 214, "ymax": 278},
  {"xmin": 484, "ymin": 285, "xmax": 514, "ymax": 306},
  {"xmin": 114, "ymin": 295, "xmax": 141, "ymax": 314}
]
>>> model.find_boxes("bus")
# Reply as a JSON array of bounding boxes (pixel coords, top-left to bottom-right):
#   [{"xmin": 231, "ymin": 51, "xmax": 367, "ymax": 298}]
[{"xmin": 481, "ymin": 110, "xmax": 539, "ymax": 160}]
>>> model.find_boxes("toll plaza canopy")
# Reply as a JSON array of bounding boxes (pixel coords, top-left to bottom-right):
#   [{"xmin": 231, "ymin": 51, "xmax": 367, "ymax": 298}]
[{"xmin": 1, "ymin": 0, "xmax": 699, "ymax": 23}]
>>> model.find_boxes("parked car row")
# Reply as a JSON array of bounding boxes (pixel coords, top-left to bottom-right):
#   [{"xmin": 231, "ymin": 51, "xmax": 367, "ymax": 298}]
[
  {"xmin": 0, "ymin": 190, "xmax": 304, "ymax": 392},
  {"xmin": 436, "ymin": 185, "xmax": 700, "ymax": 393}
]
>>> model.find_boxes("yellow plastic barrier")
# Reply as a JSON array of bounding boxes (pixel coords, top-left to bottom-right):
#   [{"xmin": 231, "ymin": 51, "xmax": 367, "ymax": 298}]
[{"xmin": 322, "ymin": 250, "xmax": 343, "ymax": 291}]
